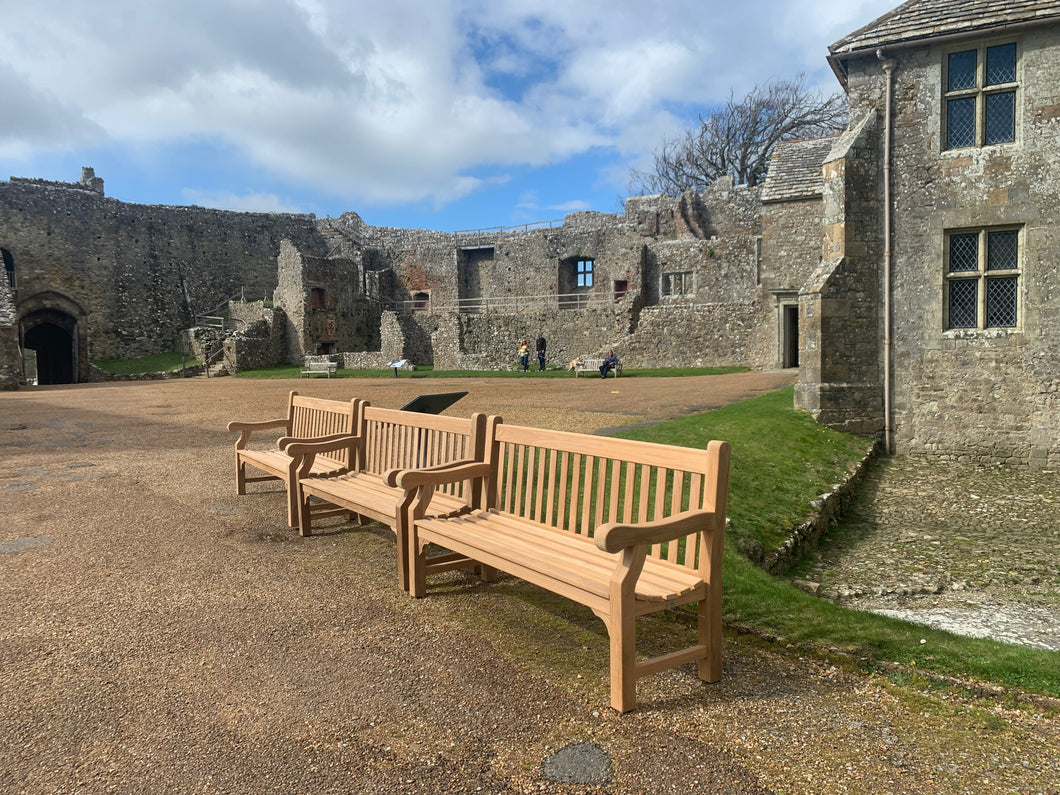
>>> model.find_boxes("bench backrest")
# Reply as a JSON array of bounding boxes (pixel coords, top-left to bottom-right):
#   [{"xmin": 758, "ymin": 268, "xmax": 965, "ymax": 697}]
[
  {"xmin": 360, "ymin": 406, "xmax": 488, "ymax": 499},
  {"xmin": 485, "ymin": 423, "xmax": 728, "ymax": 578},
  {"xmin": 288, "ymin": 392, "xmax": 358, "ymax": 467}
]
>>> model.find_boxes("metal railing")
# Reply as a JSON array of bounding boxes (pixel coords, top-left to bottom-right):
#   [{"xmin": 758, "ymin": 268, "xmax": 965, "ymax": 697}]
[
  {"xmin": 453, "ymin": 219, "xmax": 564, "ymax": 236},
  {"xmin": 386, "ymin": 292, "xmax": 618, "ymax": 314}
]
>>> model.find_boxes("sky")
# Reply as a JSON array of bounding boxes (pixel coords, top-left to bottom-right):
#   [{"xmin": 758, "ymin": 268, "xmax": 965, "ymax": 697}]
[{"xmin": 0, "ymin": 0, "xmax": 898, "ymax": 233}]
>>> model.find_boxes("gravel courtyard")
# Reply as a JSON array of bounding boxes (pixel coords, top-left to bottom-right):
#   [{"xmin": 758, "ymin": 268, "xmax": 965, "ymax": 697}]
[{"xmin": 2, "ymin": 373, "xmax": 1058, "ymax": 794}]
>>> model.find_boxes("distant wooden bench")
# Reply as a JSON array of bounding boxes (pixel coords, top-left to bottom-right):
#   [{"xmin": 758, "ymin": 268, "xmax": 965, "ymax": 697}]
[
  {"xmin": 575, "ymin": 357, "xmax": 621, "ymax": 377},
  {"xmin": 227, "ymin": 392, "xmax": 358, "ymax": 527},
  {"xmin": 301, "ymin": 360, "xmax": 338, "ymax": 378},
  {"xmin": 394, "ymin": 423, "xmax": 730, "ymax": 712},
  {"xmin": 286, "ymin": 408, "xmax": 492, "ymax": 591}
]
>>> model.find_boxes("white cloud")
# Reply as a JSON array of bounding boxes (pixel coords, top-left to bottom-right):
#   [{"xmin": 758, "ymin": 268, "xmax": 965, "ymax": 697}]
[
  {"xmin": 180, "ymin": 188, "xmax": 304, "ymax": 215},
  {"xmin": 0, "ymin": 0, "xmax": 900, "ymax": 208}
]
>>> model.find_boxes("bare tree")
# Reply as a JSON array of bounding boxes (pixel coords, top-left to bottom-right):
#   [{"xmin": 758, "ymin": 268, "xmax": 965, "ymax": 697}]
[{"xmin": 629, "ymin": 75, "xmax": 847, "ymax": 195}]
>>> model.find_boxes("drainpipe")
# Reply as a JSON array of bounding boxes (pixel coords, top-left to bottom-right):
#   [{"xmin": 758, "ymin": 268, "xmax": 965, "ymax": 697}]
[{"xmin": 877, "ymin": 49, "xmax": 896, "ymax": 455}]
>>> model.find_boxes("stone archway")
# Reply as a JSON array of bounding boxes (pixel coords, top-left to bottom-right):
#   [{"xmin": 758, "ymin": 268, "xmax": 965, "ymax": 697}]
[{"xmin": 18, "ymin": 292, "xmax": 88, "ymax": 385}]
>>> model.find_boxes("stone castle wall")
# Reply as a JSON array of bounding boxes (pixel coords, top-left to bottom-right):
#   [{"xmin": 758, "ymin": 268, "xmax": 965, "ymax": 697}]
[{"xmin": 0, "ymin": 175, "xmax": 321, "ymax": 371}]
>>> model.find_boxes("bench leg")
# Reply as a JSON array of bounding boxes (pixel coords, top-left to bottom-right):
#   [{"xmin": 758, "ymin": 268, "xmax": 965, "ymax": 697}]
[
  {"xmin": 697, "ymin": 587, "xmax": 723, "ymax": 683},
  {"xmin": 409, "ymin": 537, "xmax": 428, "ymax": 598},
  {"xmin": 297, "ymin": 488, "xmax": 313, "ymax": 537},
  {"xmin": 608, "ymin": 600, "xmax": 638, "ymax": 713},
  {"xmin": 235, "ymin": 457, "xmax": 246, "ymax": 495}
]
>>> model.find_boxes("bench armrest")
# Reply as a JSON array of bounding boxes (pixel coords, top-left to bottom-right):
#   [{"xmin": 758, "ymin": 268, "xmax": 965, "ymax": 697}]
[
  {"xmin": 227, "ymin": 418, "xmax": 289, "ymax": 433},
  {"xmin": 283, "ymin": 433, "xmax": 362, "ymax": 457},
  {"xmin": 281, "ymin": 432, "xmax": 360, "ymax": 451},
  {"xmin": 383, "ymin": 460, "xmax": 490, "ymax": 489},
  {"xmin": 594, "ymin": 509, "xmax": 719, "ymax": 554}
]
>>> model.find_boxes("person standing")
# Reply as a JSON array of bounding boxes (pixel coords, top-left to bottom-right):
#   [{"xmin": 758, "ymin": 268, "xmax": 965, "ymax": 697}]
[
  {"xmin": 535, "ymin": 335, "xmax": 547, "ymax": 371},
  {"xmin": 518, "ymin": 340, "xmax": 531, "ymax": 372}
]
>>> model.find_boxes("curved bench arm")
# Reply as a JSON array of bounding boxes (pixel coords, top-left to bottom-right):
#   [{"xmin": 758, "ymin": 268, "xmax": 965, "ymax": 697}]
[
  {"xmin": 593, "ymin": 509, "xmax": 719, "ymax": 554},
  {"xmin": 228, "ymin": 417, "xmax": 290, "ymax": 450},
  {"xmin": 283, "ymin": 433, "xmax": 362, "ymax": 458},
  {"xmin": 383, "ymin": 460, "xmax": 490, "ymax": 489},
  {"xmin": 227, "ymin": 418, "xmax": 289, "ymax": 432},
  {"xmin": 279, "ymin": 433, "xmax": 362, "ymax": 453}
]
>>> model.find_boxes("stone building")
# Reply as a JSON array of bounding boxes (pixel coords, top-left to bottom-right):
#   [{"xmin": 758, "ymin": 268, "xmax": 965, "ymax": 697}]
[
  {"xmin": 1, "ymin": 0, "xmax": 1058, "ymax": 466},
  {"xmin": 808, "ymin": 0, "xmax": 1060, "ymax": 464}
]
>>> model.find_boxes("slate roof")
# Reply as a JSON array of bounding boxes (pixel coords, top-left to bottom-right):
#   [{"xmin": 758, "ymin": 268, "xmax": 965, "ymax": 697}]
[
  {"xmin": 761, "ymin": 136, "xmax": 839, "ymax": 203},
  {"xmin": 830, "ymin": 0, "xmax": 1060, "ymax": 55}
]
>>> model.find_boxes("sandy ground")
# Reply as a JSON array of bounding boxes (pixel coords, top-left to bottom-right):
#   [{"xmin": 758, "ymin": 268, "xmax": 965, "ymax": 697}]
[{"xmin": 2, "ymin": 373, "xmax": 1058, "ymax": 795}]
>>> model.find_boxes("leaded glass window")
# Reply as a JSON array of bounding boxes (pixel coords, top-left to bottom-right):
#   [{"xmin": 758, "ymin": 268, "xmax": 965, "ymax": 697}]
[
  {"xmin": 986, "ymin": 277, "xmax": 1018, "ymax": 327},
  {"xmin": 949, "ymin": 233, "xmax": 978, "ymax": 272},
  {"xmin": 944, "ymin": 42, "xmax": 1018, "ymax": 150},
  {"xmin": 948, "ymin": 50, "xmax": 977, "ymax": 91},
  {"xmin": 986, "ymin": 43, "xmax": 1016, "ymax": 85},
  {"xmin": 948, "ymin": 280, "xmax": 978, "ymax": 328},
  {"xmin": 987, "ymin": 230, "xmax": 1018, "ymax": 270},
  {"xmin": 946, "ymin": 228, "xmax": 1020, "ymax": 330},
  {"xmin": 947, "ymin": 98, "xmax": 976, "ymax": 149}
]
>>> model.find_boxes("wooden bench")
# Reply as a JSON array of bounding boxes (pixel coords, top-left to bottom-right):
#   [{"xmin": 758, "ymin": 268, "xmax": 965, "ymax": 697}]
[
  {"xmin": 227, "ymin": 391, "xmax": 358, "ymax": 527},
  {"xmin": 395, "ymin": 423, "xmax": 730, "ymax": 712},
  {"xmin": 286, "ymin": 408, "xmax": 493, "ymax": 591},
  {"xmin": 301, "ymin": 360, "xmax": 338, "ymax": 378},
  {"xmin": 575, "ymin": 356, "xmax": 621, "ymax": 377}
]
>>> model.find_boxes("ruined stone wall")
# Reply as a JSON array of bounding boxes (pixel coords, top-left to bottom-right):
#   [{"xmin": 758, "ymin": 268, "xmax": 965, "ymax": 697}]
[
  {"xmin": 617, "ymin": 303, "xmax": 764, "ymax": 368},
  {"xmin": 0, "ymin": 275, "xmax": 20, "ymax": 388},
  {"xmin": 0, "ymin": 175, "xmax": 320, "ymax": 366},
  {"xmin": 841, "ymin": 27, "xmax": 1060, "ymax": 464}
]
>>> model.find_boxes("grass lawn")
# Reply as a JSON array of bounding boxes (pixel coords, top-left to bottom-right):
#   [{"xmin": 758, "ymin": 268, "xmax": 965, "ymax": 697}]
[
  {"xmin": 616, "ymin": 386, "xmax": 1060, "ymax": 699},
  {"xmin": 235, "ymin": 364, "xmax": 749, "ymax": 379},
  {"xmin": 93, "ymin": 352, "xmax": 199, "ymax": 374}
]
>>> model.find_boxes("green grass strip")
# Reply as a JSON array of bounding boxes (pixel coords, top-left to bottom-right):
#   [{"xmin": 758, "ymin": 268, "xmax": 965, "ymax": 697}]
[
  {"xmin": 236, "ymin": 364, "xmax": 749, "ymax": 379},
  {"xmin": 615, "ymin": 386, "xmax": 1060, "ymax": 698}
]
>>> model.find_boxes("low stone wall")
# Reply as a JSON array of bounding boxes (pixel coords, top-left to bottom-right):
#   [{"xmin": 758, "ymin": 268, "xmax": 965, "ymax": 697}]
[{"xmin": 747, "ymin": 438, "xmax": 881, "ymax": 576}]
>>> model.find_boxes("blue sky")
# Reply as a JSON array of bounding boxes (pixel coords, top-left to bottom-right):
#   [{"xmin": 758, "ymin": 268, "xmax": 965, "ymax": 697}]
[{"xmin": 0, "ymin": 0, "xmax": 897, "ymax": 232}]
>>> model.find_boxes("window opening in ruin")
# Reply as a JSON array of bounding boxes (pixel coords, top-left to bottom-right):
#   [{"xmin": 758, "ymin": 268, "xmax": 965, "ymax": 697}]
[
  {"xmin": 2, "ymin": 248, "xmax": 13, "ymax": 291},
  {"xmin": 613, "ymin": 280, "xmax": 628, "ymax": 301},
  {"xmin": 661, "ymin": 271, "xmax": 694, "ymax": 297},
  {"xmin": 945, "ymin": 227, "xmax": 1020, "ymax": 329},
  {"xmin": 412, "ymin": 291, "xmax": 430, "ymax": 311},
  {"xmin": 311, "ymin": 287, "xmax": 326, "ymax": 308},
  {"xmin": 944, "ymin": 42, "xmax": 1017, "ymax": 150},
  {"xmin": 576, "ymin": 259, "xmax": 594, "ymax": 287}
]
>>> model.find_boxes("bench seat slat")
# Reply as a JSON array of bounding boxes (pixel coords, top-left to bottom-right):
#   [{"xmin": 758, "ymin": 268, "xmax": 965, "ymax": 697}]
[
  {"xmin": 239, "ymin": 448, "xmax": 346, "ymax": 478},
  {"xmin": 417, "ymin": 510, "xmax": 703, "ymax": 603},
  {"xmin": 303, "ymin": 472, "xmax": 472, "ymax": 522}
]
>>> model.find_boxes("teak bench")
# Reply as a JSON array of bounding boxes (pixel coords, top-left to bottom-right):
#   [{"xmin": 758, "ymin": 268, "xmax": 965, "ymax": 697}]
[
  {"xmin": 301, "ymin": 360, "xmax": 338, "ymax": 377},
  {"xmin": 394, "ymin": 423, "xmax": 730, "ymax": 712},
  {"xmin": 227, "ymin": 391, "xmax": 358, "ymax": 527},
  {"xmin": 286, "ymin": 407, "xmax": 491, "ymax": 591}
]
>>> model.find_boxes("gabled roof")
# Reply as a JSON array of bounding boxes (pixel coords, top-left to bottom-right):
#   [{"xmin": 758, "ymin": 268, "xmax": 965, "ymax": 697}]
[
  {"xmin": 828, "ymin": 0, "xmax": 1060, "ymax": 84},
  {"xmin": 761, "ymin": 137, "xmax": 839, "ymax": 203}
]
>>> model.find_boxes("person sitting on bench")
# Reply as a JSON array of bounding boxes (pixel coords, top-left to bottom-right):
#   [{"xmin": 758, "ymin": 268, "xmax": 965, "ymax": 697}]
[{"xmin": 600, "ymin": 350, "xmax": 618, "ymax": 379}]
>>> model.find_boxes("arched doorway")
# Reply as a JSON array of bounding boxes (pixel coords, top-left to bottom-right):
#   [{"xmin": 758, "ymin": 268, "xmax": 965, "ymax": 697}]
[
  {"xmin": 18, "ymin": 292, "xmax": 88, "ymax": 385},
  {"xmin": 24, "ymin": 317, "xmax": 76, "ymax": 384}
]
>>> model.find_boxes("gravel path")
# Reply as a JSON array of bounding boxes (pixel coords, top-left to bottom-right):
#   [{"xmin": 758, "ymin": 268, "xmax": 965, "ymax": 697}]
[{"xmin": 2, "ymin": 374, "xmax": 1058, "ymax": 794}]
